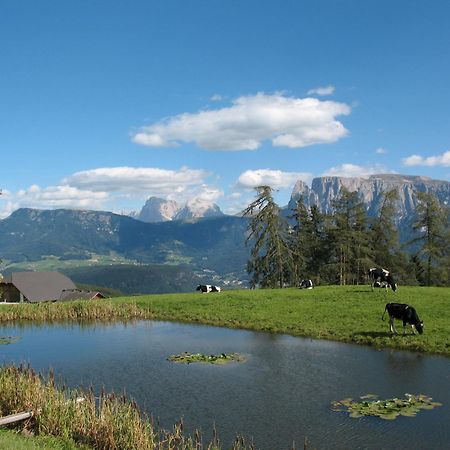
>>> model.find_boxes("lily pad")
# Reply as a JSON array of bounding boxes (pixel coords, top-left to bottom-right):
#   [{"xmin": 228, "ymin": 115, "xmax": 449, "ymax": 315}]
[
  {"xmin": 0, "ymin": 336, "xmax": 21, "ymax": 345},
  {"xmin": 331, "ymin": 393, "xmax": 442, "ymax": 420},
  {"xmin": 167, "ymin": 352, "xmax": 245, "ymax": 364}
]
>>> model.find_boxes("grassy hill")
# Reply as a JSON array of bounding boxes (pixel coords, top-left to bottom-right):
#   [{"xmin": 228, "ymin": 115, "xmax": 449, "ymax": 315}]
[{"xmin": 1, "ymin": 286, "xmax": 448, "ymax": 356}]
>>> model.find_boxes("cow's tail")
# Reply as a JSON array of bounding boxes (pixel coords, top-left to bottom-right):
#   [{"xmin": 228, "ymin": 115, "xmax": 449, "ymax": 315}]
[{"xmin": 381, "ymin": 305, "xmax": 388, "ymax": 321}]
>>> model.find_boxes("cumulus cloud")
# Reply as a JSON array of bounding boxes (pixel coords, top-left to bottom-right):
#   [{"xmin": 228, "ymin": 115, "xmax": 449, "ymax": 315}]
[
  {"xmin": 63, "ymin": 166, "xmax": 210, "ymax": 195},
  {"xmin": 132, "ymin": 92, "xmax": 350, "ymax": 151},
  {"xmin": 402, "ymin": 150, "xmax": 450, "ymax": 167},
  {"xmin": 0, "ymin": 166, "xmax": 222, "ymax": 218},
  {"xmin": 2, "ymin": 184, "xmax": 109, "ymax": 213},
  {"xmin": 236, "ymin": 169, "xmax": 313, "ymax": 190},
  {"xmin": 375, "ymin": 147, "xmax": 387, "ymax": 154},
  {"xmin": 168, "ymin": 184, "xmax": 224, "ymax": 205},
  {"xmin": 307, "ymin": 85, "xmax": 335, "ymax": 96},
  {"xmin": 322, "ymin": 163, "xmax": 390, "ymax": 178}
]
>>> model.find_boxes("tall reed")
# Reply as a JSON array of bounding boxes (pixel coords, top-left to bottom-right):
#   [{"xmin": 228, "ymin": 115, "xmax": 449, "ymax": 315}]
[
  {"xmin": 0, "ymin": 365, "xmax": 254, "ymax": 449},
  {"xmin": 0, "ymin": 300, "xmax": 152, "ymax": 323}
]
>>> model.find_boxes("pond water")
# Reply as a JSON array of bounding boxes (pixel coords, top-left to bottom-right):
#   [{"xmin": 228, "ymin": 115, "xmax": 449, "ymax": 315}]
[{"xmin": 1, "ymin": 320, "xmax": 449, "ymax": 450}]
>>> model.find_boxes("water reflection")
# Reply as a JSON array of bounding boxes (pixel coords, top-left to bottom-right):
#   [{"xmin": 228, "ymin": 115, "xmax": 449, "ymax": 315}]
[{"xmin": 1, "ymin": 321, "xmax": 449, "ymax": 450}]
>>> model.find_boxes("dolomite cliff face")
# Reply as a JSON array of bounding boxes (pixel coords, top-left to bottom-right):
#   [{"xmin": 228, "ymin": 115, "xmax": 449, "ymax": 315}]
[
  {"xmin": 288, "ymin": 174, "xmax": 450, "ymax": 226},
  {"xmin": 137, "ymin": 196, "xmax": 224, "ymax": 223}
]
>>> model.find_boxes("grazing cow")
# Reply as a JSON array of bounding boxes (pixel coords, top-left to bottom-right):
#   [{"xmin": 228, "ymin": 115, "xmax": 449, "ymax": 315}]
[
  {"xmin": 382, "ymin": 303, "xmax": 424, "ymax": 335},
  {"xmin": 373, "ymin": 281, "xmax": 388, "ymax": 288},
  {"xmin": 196, "ymin": 284, "xmax": 221, "ymax": 293},
  {"xmin": 300, "ymin": 279, "xmax": 314, "ymax": 289},
  {"xmin": 368, "ymin": 267, "xmax": 397, "ymax": 292}
]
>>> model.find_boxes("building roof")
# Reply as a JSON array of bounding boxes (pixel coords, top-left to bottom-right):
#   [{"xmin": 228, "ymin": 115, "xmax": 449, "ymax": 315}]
[
  {"xmin": 59, "ymin": 289, "xmax": 106, "ymax": 301},
  {"xmin": 2, "ymin": 271, "xmax": 77, "ymax": 303}
]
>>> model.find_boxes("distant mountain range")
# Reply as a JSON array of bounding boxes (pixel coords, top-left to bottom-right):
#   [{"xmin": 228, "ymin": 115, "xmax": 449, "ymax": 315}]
[
  {"xmin": 136, "ymin": 197, "xmax": 224, "ymax": 223},
  {"xmin": 1, "ymin": 174, "xmax": 448, "ymax": 292},
  {"xmin": 287, "ymin": 174, "xmax": 449, "ymax": 240}
]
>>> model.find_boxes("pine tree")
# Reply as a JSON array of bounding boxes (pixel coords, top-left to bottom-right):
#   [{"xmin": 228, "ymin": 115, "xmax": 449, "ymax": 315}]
[
  {"xmin": 243, "ymin": 186, "xmax": 292, "ymax": 288},
  {"xmin": 409, "ymin": 192, "xmax": 448, "ymax": 286},
  {"xmin": 370, "ymin": 188, "xmax": 402, "ymax": 271},
  {"xmin": 329, "ymin": 188, "xmax": 372, "ymax": 285},
  {"xmin": 289, "ymin": 196, "xmax": 310, "ymax": 286}
]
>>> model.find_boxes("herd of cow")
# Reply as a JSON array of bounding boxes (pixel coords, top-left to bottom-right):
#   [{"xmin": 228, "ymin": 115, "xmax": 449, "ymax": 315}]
[{"xmin": 195, "ymin": 266, "xmax": 424, "ymax": 336}]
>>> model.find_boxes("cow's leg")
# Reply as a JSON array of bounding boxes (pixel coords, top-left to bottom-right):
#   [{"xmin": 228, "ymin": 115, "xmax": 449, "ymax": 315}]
[
  {"xmin": 389, "ymin": 317, "xmax": 396, "ymax": 334},
  {"xmin": 411, "ymin": 324, "xmax": 417, "ymax": 335}
]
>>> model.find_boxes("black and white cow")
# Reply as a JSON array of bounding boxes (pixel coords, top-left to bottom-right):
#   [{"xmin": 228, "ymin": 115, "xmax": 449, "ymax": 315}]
[
  {"xmin": 300, "ymin": 279, "xmax": 314, "ymax": 289},
  {"xmin": 196, "ymin": 284, "xmax": 221, "ymax": 293},
  {"xmin": 368, "ymin": 267, "xmax": 397, "ymax": 292},
  {"xmin": 382, "ymin": 303, "xmax": 424, "ymax": 335}
]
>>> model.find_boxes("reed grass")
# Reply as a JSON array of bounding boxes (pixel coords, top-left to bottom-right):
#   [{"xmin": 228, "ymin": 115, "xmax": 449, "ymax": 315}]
[{"xmin": 0, "ymin": 365, "xmax": 254, "ymax": 450}]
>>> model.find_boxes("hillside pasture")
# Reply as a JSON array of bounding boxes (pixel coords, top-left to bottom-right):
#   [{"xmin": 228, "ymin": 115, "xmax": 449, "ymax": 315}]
[{"xmin": 0, "ymin": 286, "xmax": 448, "ymax": 356}]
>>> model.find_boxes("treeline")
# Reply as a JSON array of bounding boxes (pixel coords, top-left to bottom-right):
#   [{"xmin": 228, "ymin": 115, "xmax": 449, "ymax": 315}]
[{"xmin": 244, "ymin": 186, "xmax": 449, "ymax": 288}]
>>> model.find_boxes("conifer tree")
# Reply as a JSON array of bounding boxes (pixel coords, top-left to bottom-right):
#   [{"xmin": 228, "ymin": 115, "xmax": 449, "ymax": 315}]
[
  {"xmin": 290, "ymin": 196, "xmax": 310, "ymax": 285},
  {"xmin": 243, "ymin": 186, "xmax": 292, "ymax": 288},
  {"xmin": 409, "ymin": 192, "xmax": 448, "ymax": 286},
  {"xmin": 329, "ymin": 188, "xmax": 372, "ymax": 285},
  {"xmin": 370, "ymin": 188, "xmax": 402, "ymax": 271}
]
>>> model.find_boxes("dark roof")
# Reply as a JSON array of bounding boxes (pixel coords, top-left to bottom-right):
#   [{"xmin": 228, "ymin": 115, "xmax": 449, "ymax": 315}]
[
  {"xmin": 59, "ymin": 289, "xmax": 106, "ymax": 301},
  {"xmin": 1, "ymin": 272, "xmax": 77, "ymax": 303}
]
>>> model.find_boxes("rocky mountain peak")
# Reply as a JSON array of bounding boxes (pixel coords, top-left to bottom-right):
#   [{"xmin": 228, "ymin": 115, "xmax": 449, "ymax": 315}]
[
  {"xmin": 138, "ymin": 197, "xmax": 181, "ymax": 223},
  {"xmin": 174, "ymin": 198, "xmax": 224, "ymax": 221},
  {"xmin": 137, "ymin": 197, "xmax": 224, "ymax": 223},
  {"xmin": 288, "ymin": 173, "xmax": 450, "ymax": 222}
]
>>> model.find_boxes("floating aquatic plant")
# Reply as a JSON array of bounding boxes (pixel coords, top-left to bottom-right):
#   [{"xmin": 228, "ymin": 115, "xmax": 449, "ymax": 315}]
[
  {"xmin": 0, "ymin": 336, "xmax": 21, "ymax": 345},
  {"xmin": 168, "ymin": 352, "xmax": 245, "ymax": 364},
  {"xmin": 331, "ymin": 393, "xmax": 442, "ymax": 420}
]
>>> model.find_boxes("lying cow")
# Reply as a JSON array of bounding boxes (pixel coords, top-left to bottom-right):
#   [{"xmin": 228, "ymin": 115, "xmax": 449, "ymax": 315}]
[
  {"xmin": 368, "ymin": 267, "xmax": 397, "ymax": 292},
  {"xmin": 382, "ymin": 303, "xmax": 424, "ymax": 335},
  {"xmin": 300, "ymin": 279, "xmax": 314, "ymax": 289},
  {"xmin": 196, "ymin": 284, "xmax": 221, "ymax": 293}
]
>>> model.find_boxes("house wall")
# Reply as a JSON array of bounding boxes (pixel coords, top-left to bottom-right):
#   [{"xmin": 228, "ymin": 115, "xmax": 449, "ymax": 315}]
[{"xmin": 0, "ymin": 285, "xmax": 22, "ymax": 302}]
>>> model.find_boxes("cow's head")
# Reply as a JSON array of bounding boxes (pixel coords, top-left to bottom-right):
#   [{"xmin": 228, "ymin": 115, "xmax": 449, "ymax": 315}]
[
  {"xmin": 391, "ymin": 283, "xmax": 398, "ymax": 292},
  {"xmin": 196, "ymin": 285, "xmax": 201, "ymax": 291},
  {"xmin": 415, "ymin": 321, "xmax": 424, "ymax": 334}
]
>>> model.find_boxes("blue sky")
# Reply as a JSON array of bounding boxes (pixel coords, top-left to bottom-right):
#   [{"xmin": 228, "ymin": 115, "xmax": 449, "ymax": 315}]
[{"xmin": 1, "ymin": 0, "xmax": 449, "ymax": 218}]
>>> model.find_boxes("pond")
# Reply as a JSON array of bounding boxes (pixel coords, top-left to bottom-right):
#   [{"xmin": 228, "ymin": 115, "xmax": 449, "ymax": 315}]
[{"xmin": 1, "ymin": 320, "xmax": 449, "ymax": 449}]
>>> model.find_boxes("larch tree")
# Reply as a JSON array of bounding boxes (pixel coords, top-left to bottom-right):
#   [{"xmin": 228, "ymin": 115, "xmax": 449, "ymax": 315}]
[
  {"xmin": 409, "ymin": 192, "xmax": 448, "ymax": 286},
  {"xmin": 243, "ymin": 185, "xmax": 292, "ymax": 288},
  {"xmin": 370, "ymin": 188, "xmax": 402, "ymax": 271}
]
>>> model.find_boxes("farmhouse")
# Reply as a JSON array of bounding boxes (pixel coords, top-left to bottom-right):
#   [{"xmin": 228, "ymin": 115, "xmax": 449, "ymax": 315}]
[{"xmin": 0, "ymin": 271, "xmax": 104, "ymax": 303}]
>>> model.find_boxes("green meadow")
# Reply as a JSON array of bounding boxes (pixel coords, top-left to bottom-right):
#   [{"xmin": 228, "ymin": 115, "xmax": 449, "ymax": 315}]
[{"xmin": 1, "ymin": 285, "xmax": 449, "ymax": 356}]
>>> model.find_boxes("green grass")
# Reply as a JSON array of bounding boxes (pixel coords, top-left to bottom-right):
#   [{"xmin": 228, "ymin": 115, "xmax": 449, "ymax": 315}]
[
  {"xmin": 0, "ymin": 366, "xmax": 251, "ymax": 450},
  {"xmin": 1, "ymin": 286, "xmax": 449, "ymax": 355},
  {"xmin": 0, "ymin": 429, "xmax": 85, "ymax": 449}
]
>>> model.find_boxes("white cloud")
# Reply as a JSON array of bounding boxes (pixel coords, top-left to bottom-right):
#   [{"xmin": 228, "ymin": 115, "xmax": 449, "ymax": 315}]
[
  {"xmin": 132, "ymin": 92, "xmax": 350, "ymax": 151},
  {"xmin": 322, "ymin": 163, "xmax": 390, "ymax": 178},
  {"xmin": 6, "ymin": 185, "xmax": 108, "ymax": 212},
  {"xmin": 402, "ymin": 150, "xmax": 450, "ymax": 167},
  {"xmin": 0, "ymin": 166, "xmax": 221, "ymax": 218},
  {"xmin": 236, "ymin": 169, "xmax": 313, "ymax": 190},
  {"xmin": 211, "ymin": 94, "xmax": 223, "ymax": 101},
  {"xmin": 375, "ymin": 147, "xmax": 387, "ymax": 154},
  {"xmin": 307, "ymin": 85, "xmax": 335, "ymax": 96},
  {"xmin": 168, "ymin": 184, "xmax": 224, "ymax": 205},
  {"xmin": 63, "ymin": 166, "xmax": 210, "ymax": 195}
]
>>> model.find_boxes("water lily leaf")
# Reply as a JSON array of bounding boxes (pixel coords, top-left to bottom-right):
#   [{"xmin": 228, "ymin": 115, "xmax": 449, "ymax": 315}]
[
  {"xmin": 379, "ymin": 412, "xmax": 398, "ymax": 420},
  {"xmin": 360, "ymin": 394, "xmax": 378, "ymax": 399},
  {"xmin": 349, "ymin": 411, "xmax": 364, "ymax": 418},
  {"xmin": 331, "ymin": 393, "xmax": 442, "ymax": 420},
  {"xmin": 399, "ymin": 411, "xmax": 417, "ymax": 417},
  {"xmin": 0, "ymin": 336, "xmax": 21, "ymax": 345},
  {"xmin": 168, "ymin": 352, "xmax": 245, "ymax": 364}
]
